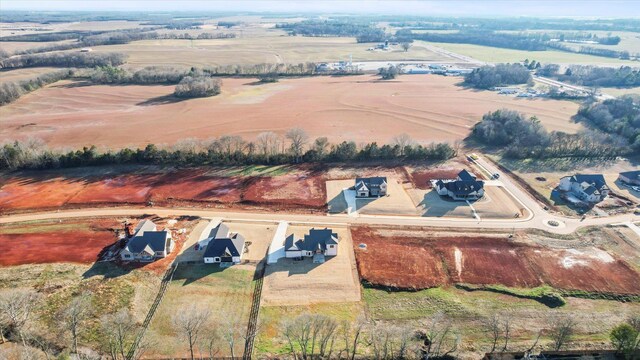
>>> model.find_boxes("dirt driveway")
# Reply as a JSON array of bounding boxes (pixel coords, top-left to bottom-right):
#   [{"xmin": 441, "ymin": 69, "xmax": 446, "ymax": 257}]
[{"xmin": 261, "ymin": 225, "xmax": 361, "ymax": 306}]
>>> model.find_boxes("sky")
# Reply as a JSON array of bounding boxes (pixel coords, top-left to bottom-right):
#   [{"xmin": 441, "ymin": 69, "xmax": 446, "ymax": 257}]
[{"xmin": 1, "ymin": 0, "xmax": 639, "ymax": 18}]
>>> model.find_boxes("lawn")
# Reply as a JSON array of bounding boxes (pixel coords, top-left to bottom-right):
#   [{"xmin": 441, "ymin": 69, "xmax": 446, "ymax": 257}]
[
  {"xmin": 428, "ymin": 42, "xmax": 638, "ymax": 65},
  {"xmin": 146, "ymin": 264, "xmax": 256, "ymax": 358}
]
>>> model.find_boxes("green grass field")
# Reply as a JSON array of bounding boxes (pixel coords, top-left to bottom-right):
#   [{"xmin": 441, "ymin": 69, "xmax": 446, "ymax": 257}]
[
  {"xmin": 428, "ymin": 42, "xmax": 638, "ymax": 65},
  {"xmin": 147, "ymin": 264, "xmax": 256, "ymax": 358}
]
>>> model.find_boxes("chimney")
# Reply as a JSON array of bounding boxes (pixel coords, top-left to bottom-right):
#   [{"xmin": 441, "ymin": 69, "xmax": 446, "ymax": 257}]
[{"xmin": 124, "ymin": 223, "xmax": 134, "ymax": 238}]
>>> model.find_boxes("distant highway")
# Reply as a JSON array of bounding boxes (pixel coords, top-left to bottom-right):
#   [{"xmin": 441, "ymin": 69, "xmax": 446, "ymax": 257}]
[{"xmin": 533, "ymin": 75, "xmax": 615, "ymax": 100}]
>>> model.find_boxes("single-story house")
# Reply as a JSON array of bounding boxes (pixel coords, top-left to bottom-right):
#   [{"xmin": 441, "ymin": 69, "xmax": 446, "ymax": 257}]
[
  {"xmin": 121, "ymin": 220, "xmax": 174, "ymax": 262},
  {"xmin": 435, "ymin": 170, "xmax": 485, "ymax": 201},
  {"xmin": 355, "ymin": 177, "xmax": 388, "ymax": 198},
  {"xmin": 558, "ymin": 174, "xmax": 609, "ymax": 204},
  {"xmin": 203, "ymin": 223, "xmax": 246, "ymax": 265},
  {"xmin": 285, "ymin": 228, "xmax": 339, "ymax": 263},
  {"xmin": 619, "ymin": 170, "xmax": 640, "ymax": 186}
]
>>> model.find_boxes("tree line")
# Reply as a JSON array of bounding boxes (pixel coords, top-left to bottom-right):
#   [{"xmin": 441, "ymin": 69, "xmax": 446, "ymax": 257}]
[
  {"xmin": 276, "ymin": 20, "xmax": 386, "ymax": 43},
  {"xmin": 547, "ymin": 41, "xmax": 634, "ymax": 60},
  {"xmin": 0, "ymin": 69, "xmax": 73, "ymax": 105},
  {"xmin": 575, "ymin": 97, "xmax": 640, "ymax": 151},
  {"xmin": 463, "ymin": 63, "xmax": 532, "ymax": 89},
  {"xmin": 540, "ymin": 65, "xmax": 640, "ymax": 88},
  {"xmin": 0, "ymin": 130, "xmax": 456, "ymax": 171},
  {"xmin": 471, "ymin": 109, "xmax": 631, "ymax": 159},
  {"xmin": 0, "ymin": 51, "xmax": 127, "ymax": 69}
]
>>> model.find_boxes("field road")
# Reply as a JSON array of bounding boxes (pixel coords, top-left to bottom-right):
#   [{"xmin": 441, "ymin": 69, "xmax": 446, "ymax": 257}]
[
  {"xmin": 419, "ymin": 43, "xmax": 486, "ymax": 65},
  {"xmin": 533, "ymin": 75, "xmax": 616, "ymax": 100}
]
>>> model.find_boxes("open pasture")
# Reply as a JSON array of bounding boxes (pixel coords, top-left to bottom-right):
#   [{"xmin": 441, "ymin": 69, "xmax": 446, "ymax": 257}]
[
  {"xmin": 352, "ymin": 226, "xmax": 640, "ymax": 295},
  {"xmin": 1, "ymin": 75, "xmax": 583, "ymax": 149}
]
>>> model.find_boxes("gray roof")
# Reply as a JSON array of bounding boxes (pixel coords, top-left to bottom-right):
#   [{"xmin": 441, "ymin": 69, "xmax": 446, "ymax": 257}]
[
  {"xmin": 126, "ymin": 231, "xmax": 170, "ymax": 254},
  {"xmin": 285, "ymin": 228, "xmax": 338, "ymax": 252},
  {"xmin": 355, "ymin": 177, "xmax": 387, "ymax": 190},
  {"xmin": 133, "ymin": 219, "xmax": 157, "ymax": 237},
  {"xmin": 208, "ymin": 223, "xmax": 230, "ymax": 239},
  {"xmin": 620, "ymin": 170, "xmax": 640, "ymax": 180},
  {"xmin": 204, "ymin": 234, "xmax": 245, "ymax": 258}
]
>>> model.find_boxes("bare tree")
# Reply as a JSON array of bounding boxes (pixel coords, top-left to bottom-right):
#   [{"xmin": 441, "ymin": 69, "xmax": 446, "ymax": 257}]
[
  {"xmin": 173, "ymin": 305, "xmax": 212, "ymax": 360},
  {"xmin": 286, "ymin": 128, "xmax": 309, "ymax": 163},
  {"xmin": 100, "ymin": 309, "xmax": 138, "ymax": 360},
  {"xmin": 548, "ymin": 316, "xmax": 576, "ymax": 351},
  {"xmin": 340, "ymin": 316, "xmax": 366, "ymax": 360},
  {"xmin": 0, "ymin": 289, "xmax": 40, "ymax": 347},
  {"xmin": 61, "ymin": 293, "xmax": 92, "ymax": 354},
  {"xmin": 282, "ymin": 314, "xmax": 338, "ymax": 360},
  {"xmin": 256, "ymin": 131, "xmax": 280, "ymax": 160},
  {"xmin": 482, "ymin": 313, "xmax": 501, "ymax": 353},
  {"xmin": 419, "ymin": 312, "xmax": 460, "ymax": 359},
  {"xmin": 502, "ymin": 313, "xmax": 512, "ymax": 352},
  {"xmin": 201, "ymin": 327, "xmax": 220, "ymax": 360},
  {"xmin": 391, "ymin": 133, "xmax": 414, "ymax": 156},
  {"xmin": 222, "ymin": 318, "xmax": 244, "ymax": 360},
  {"xmin": 401, "ymin": 42, "xmax": 412, "ymax": 52}
]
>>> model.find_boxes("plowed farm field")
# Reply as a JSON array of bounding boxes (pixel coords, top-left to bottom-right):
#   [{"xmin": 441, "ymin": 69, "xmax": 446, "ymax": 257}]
[
  {"xmin": 0, "ymin": 75, "xmax": 582, "ymax": 149},
  {"xmin": 352, "ymin": 227, "xmax": 640, "ymax": 295},
  {"xmin": 0, "ymin": 219, "xmax": 119, "ymax": 265},
  {"xmin": 0, "ymin": 168, "xmax": 326, "ymax": 212}
]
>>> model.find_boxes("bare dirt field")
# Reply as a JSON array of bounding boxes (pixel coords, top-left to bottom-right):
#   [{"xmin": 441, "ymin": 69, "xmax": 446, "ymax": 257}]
[
  {"xmin": 261, "ymin": 225, "xmax": 361, "ymax": 306},
  {"xmin": 355, "ymin": 176, "xmax": 418, "ymax": 215},
  {"xmin": 352, "ymin": 227, "xmax": 640, "ymax": 295},
  {"xmin": 0, "ymin": 166, "xmax": 327, "ymax": 212},
  {"xmin": 0, "ymin": 218, "xmax": 118, "ymax": 265},
  {"xmin": 0, "ymin": 75, "xmax": 582, "ymax": 149}
]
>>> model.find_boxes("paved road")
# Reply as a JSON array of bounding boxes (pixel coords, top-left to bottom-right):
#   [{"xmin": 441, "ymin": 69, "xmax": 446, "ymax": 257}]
[{"xmin": 533, "ymin": 75, "xmax": 615, "ymax": 100}]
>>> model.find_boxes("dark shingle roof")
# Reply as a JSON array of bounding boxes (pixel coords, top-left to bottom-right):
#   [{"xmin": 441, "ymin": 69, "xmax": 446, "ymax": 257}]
[
  {"xmin": 571, "ymin": 174, "xmax": 608, "ymax": 190},
  {"xmin": 204, "ymin": 234, "xmax": 245, "ymax": 258},
  {"xmin": 285, "ymin": 228, "xmax": 339, "ymax": 253},
  {"xmin": 457, "ymin": 170, "xmax": 477, "ymax": 182},
  {"xmin": 355, "ymin": 177, "xmax": 387, "ymax": 190},
  {"xmin": 443, "ymin": 180, "xmax": 484, "ymax": 196},
  {"xmin": 126, "ymin": 231, "xmax": 169, "ymax": 253},
  {"xmin": 620, "ymin": 170, "xmax": 640, "ymax": 180}
]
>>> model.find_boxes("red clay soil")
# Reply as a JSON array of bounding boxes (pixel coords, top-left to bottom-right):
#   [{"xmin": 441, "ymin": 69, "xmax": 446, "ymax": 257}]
[
  {"xmin": 0, "ymin": 220, "xmax": 119, "ymax": 266},
  {"xmin": 410, "ymin": 169, "xmax": 462, "ymax": 189},
  {"xmin": 243, "ymin": 173, "xmax": 327, "ymax": 208},
  {"xmin": 67, "ymin": 174, "xmax": 158, "ymax": 204},
  {"xmin": 0, "ymin": 169, "xmax": 328, "ymax": 212},
  {"xmin": 149, "ymin": 171, "xmax": 243, "ymax": 203},
  {"xmin": 0, "ymin": 177, "xmax": 88, "ymax": 210},
  {"xmin": 351, "ymin": 227, "xmax": 640, "ymax": 295}
]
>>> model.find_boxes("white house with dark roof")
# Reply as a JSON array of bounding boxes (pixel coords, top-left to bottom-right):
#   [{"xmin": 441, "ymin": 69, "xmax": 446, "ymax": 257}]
[
  {"xmin": 558, "ymin": 174, "xmax": 610, "ymax": 204},
  {"xmin": 355, "ymin": 177, "xmax": 388, "ymax": 198},
  {"xmin": 202, "ymin": 223, "xmax": 246, "ymax": 265},
  {"xmin": 619, "ymin": 170, "xmax": 640, "ymax": 186},
  {"xmin": 284, "ymin": 228, "xmax": 339, "ymax": 263},
  {"xmin": 120, "ymin": 220, "xmax": 174, "ymax": 262},
  {"xmin": 434, "ymin": 170, "xmax": 485, "ymax": 201}
]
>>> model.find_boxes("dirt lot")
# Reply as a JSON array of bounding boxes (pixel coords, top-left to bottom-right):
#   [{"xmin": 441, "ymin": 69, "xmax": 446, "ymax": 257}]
[
  {"xmin": 0, "ymin": 218, "xmax": 119, "ymax": 265},
  {"xmin": 0, "ymin": 75, "xmax": 582, "ymax": 149},
  {"xmin": 356, "ymin": 176, "xmax": 418, "ymax": 215},
  {"xmin": 0, "ymin": 166, "xmax": 327, "ymax": 212},
  {"xmin": 352, "ymin": 226, "xmax": 640, "ymax": 295},
  {"xmin": 261, "ymin": 225, "xmax": 361, "ymax": 306}
]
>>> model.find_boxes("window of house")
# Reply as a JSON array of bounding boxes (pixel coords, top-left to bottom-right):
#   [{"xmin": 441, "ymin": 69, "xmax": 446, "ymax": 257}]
[
  {"xmin": 123, "ymin": 254, "xmax": 131, "ymax": 258},
  {"xmin": 214, "ymin": 257, "xmax": 221, "ymax": 262}
]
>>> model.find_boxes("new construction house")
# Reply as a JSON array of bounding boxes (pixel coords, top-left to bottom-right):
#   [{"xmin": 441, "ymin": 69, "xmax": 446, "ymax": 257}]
[
  {"xmin": 202, "ymin": 223, "xmax": 246, "ymax": 265},
  {"xmin": 284, "ymin": 228, "xmax": 339, "ymax": 263},
  {"xmin": 434, "ymin": 170, "xmax": 485, "ymax": 201},
  {"xmin": 355, "ymin": 177, "xmax": 388, "ymax": 198},
  {"xmin": 120, "ymin": 220, "xmax": 174, "ymax": 262}
]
